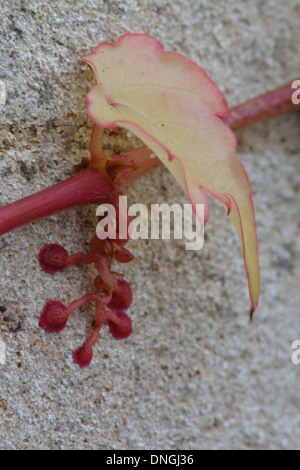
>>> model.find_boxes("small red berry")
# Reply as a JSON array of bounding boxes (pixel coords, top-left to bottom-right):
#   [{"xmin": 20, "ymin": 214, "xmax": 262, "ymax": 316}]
[
  {"xmin": 38, "ymin": 244, "xmax": 68, "ymax": 274},
  {"xmin": 39, "ymin": 300, "xmax": 68, "ymax": 333},
  {"xmin": 108, "ymin": 311, "xmax": 132, "ymax": 340},
  {"xmin": 73, "ymin": 344, "xmax": 93, "ymax": 368},
  {"xmin": 108, "ymin": 279, "xmax": 133, "ymax": 311}
]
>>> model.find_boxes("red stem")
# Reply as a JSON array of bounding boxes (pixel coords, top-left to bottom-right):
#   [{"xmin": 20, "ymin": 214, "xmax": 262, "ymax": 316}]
[
  {"xmin": 0, "ymin": 168, "xmax": 114, "ymax": 236},
  {"xmin": 0, "ymin": 80, "xmax": 298, "ymax": 236},
  {"xmin": 65, "ymin": 293, "xmax": 111, "ymax": 317},
  {"xmin": 224, "ymin": 79, "xmax": 299, "ymax": 130}
]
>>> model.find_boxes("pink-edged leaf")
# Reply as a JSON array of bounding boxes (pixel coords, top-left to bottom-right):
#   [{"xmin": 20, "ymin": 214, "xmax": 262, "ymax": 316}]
[{"xmin": 82, "ymin": 34, "xmax": 260, "ymax": 315}]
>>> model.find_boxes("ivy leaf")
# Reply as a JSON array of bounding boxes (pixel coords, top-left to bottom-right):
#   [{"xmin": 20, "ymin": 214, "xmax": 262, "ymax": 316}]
[{"xmin": 82, "ymin": 34, "xmax": 260, "ymax": 315}]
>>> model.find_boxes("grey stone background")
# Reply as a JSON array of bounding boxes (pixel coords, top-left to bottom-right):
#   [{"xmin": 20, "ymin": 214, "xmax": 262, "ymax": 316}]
[{"xmin": 0, "ymin": 0, "xmax": 299, "ymax": 450}]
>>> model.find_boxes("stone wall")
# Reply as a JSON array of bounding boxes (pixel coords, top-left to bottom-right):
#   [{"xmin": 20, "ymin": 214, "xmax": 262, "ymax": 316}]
[{"xmin": 0, "ymin": 0, "xmax": 299, "ymax": 449}]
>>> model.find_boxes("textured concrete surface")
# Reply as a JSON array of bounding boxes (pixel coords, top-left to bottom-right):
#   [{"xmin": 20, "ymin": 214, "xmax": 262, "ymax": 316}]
[{"xmin": 0, "ymin": 0, "xmax": 300, "ymax": 450}]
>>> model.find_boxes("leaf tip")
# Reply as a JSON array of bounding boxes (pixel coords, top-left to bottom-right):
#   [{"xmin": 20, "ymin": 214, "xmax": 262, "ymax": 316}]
[{"xmin": 249, "ymin": 302, "xmax": 258, "ymax": 321}]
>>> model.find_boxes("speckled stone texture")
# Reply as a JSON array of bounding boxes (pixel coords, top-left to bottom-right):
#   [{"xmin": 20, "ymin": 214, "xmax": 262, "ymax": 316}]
[{"xmin": 0, "ymin": 0, "xmax": 299, "ymax": 450}]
